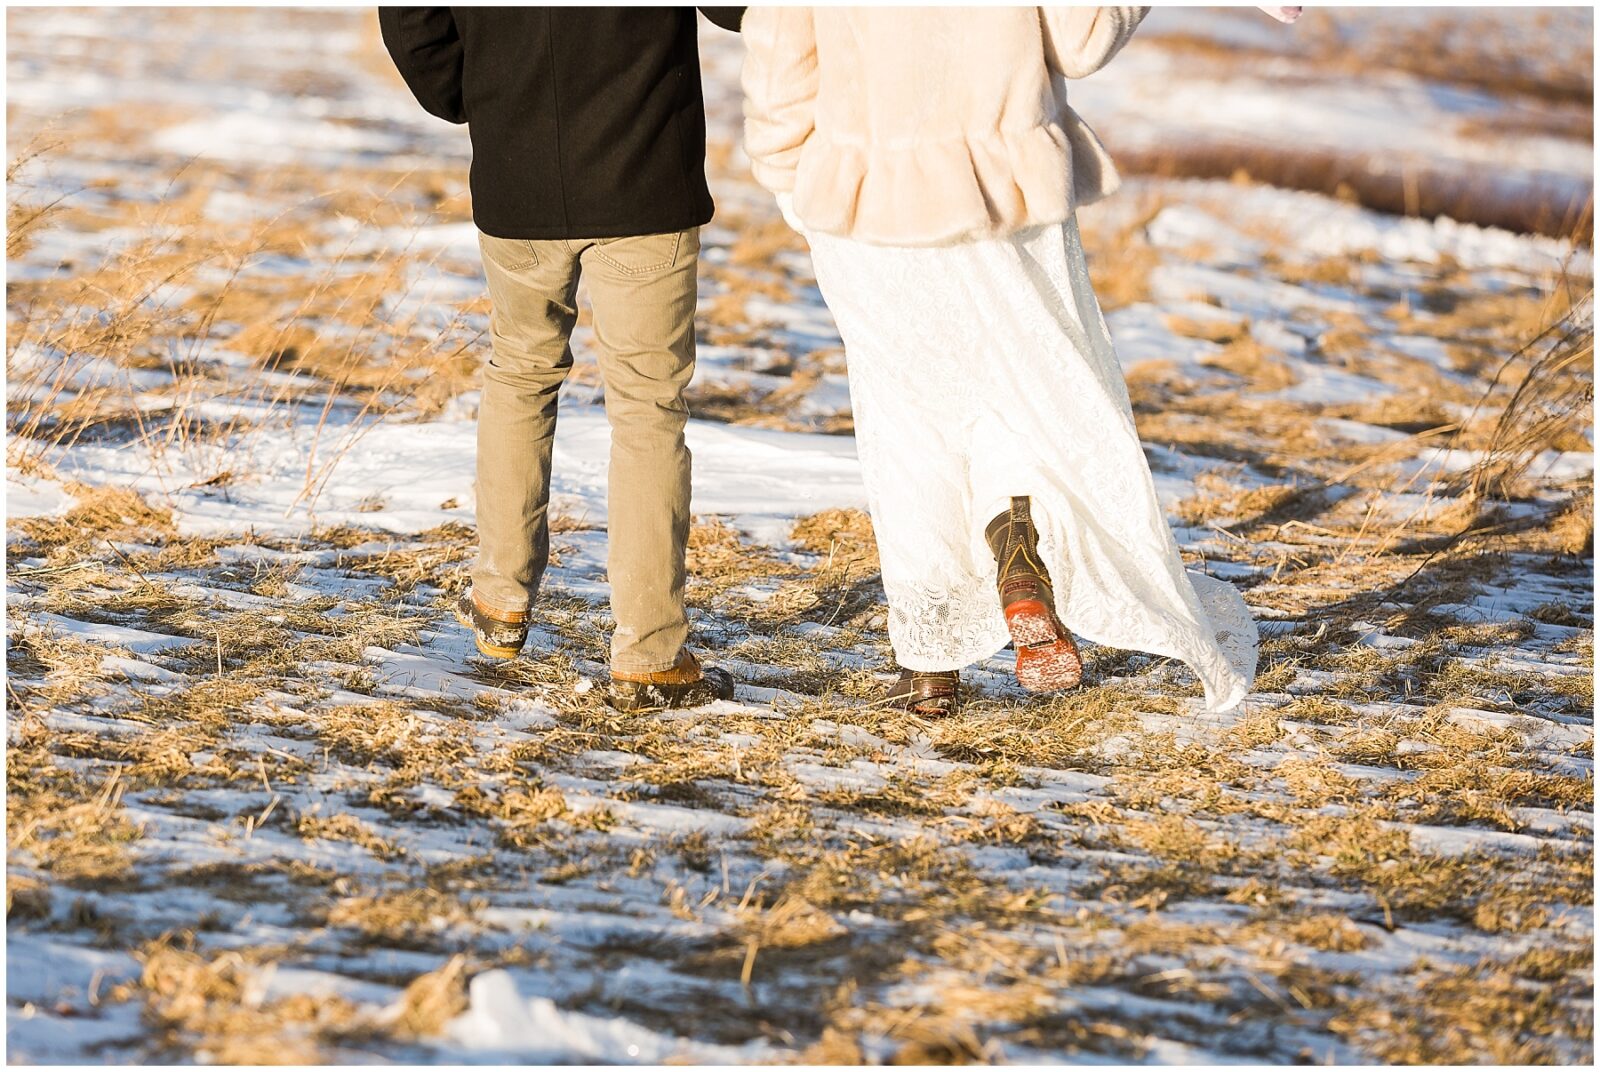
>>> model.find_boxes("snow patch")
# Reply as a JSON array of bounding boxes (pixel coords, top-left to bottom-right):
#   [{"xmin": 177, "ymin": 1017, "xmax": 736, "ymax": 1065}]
[{"xmin": 441, "ymin": 969, "xmax": 766, "ymax": 1063}]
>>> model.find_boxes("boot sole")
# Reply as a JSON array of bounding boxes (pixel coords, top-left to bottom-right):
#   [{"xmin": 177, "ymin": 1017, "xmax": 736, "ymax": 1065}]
[
  {"xmin": 606, "ymin": 685, "xmax": 723, "ymax": 714},
  {"xmin": 1005, "ymin": 598, "xmax": 1083, "ymax": 692},
  {"xmin": 473, "ymin": 637, "xmax": 523, "ymax": 659},
  {"xmin": 608, "ymin": 669, "xmax": 735, "ymax": 713}
]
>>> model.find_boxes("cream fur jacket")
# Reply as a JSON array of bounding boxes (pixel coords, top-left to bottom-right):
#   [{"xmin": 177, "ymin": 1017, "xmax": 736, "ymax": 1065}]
[{"xmin": 742, "ymin": 7, "xmax": 1148, "ymax": 246}]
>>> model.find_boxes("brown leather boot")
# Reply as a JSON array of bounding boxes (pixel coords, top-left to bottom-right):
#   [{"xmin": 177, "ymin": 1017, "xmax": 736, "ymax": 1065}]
[
  {"xmin": 607, "ymin": 650, "xmax": 735, "ymax": 713},
  {"xmin": 884, "ymin": 668, "xmax": 960, "ymax": 717},
  {"xmin": 985, "ymin": 496, "xmax": 1082, "ymax": 692},
  {"xmin": 454, "ymin": 589, "xmax": 529, "ymax": 659}
]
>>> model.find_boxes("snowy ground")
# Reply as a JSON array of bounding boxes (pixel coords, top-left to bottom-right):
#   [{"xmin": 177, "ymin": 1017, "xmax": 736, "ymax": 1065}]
[{"xmin": 6, "ymin": 7, "xmax": 1594, "ymax": 1065}]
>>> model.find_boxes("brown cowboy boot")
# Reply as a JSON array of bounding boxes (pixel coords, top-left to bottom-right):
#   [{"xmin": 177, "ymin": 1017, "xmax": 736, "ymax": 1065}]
[
  {"xmin": 454, "ymin": 589, "xmax": 530, "ymax": 659},
  {"xmin": 884, "ymin": 668, "xmax": 960, "ymax": 717},
  {"xmin": 607, "ymin": 649, "xmax": 735, "ymax": 713},
  {"xmin": 985, "ymin": 496, "xmax": 1082, "ymax": 692}
]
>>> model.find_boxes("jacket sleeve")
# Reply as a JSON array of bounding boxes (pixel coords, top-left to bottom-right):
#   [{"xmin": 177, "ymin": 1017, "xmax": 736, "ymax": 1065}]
[
  {"xmin": 698, "ymin": 8, "xmax": 745, "ymax": 32},
  {"xmin": 741, "ymin": 7, "xmax": 818, "ymax": 195},
  {"xmin": 377, "ymin": 7, "xmax": 467, "ymax": 124},
  {"xmin": 1040, "ymin": 7, "xmax": 1149, "ymax": 78}
]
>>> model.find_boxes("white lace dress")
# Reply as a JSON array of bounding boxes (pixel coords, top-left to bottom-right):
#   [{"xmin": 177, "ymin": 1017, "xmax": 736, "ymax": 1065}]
[{"xmin": 805, "ymin": 217, "xmax": 1258, "ymax": 712}]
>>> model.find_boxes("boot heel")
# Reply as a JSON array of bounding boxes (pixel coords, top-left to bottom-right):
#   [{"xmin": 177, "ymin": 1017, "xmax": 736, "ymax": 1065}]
[
  {"xmin": 1003, "ymin": 598, "xmax": 1058, "ymax": 648},
  {"xmin": 1004, "ymin": 599, "xmax": 1083, "ymax": 691}
]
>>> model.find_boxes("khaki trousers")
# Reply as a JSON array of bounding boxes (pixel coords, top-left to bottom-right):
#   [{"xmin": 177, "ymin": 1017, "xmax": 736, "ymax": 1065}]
[{"xmin": 471, "ymin": 228, "xmax": 699, "ymax": 674}]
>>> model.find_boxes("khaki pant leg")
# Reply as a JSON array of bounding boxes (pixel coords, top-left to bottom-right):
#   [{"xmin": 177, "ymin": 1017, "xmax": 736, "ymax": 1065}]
[
  {"xmin": 575, "ymin": 229, "xmax": 701, "ymax": 673},
  {"xmin": 469, "ymin": 233, "xmax": 580, "ymax": 613}
]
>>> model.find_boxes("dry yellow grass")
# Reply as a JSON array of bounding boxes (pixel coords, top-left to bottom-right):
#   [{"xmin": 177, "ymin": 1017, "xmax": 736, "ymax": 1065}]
[
  {"xmin": 792, "ymin": 507, "xmax": 879, "ymax": 573},
  {"xmin": 6, "ymin": 14, "xmax": 1592, "ymax": 1059},
  {"xmin": 389, "ymin": 955, "xmax": 472, "ymax": 1040},
  {"xmin": 133, "ymin": 937, "xmax": 383, "ymax": 1063}
]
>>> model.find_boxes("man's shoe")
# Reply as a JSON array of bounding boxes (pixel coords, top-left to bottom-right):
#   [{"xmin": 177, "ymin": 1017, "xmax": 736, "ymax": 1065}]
[
  {"xmin": 884, "ymin": 668, "xmax": 960, "ymax": 717},
  {"xmin": 607, "ymin": 650, "xmax": 735, "ymax": 712},
  {"xmin": 985, "ymin": 496, "xmax": 1083, "ymax": 692},
  {"xmin": 454, "ymin": 589, "xmax": 529, "ymax": 659}
]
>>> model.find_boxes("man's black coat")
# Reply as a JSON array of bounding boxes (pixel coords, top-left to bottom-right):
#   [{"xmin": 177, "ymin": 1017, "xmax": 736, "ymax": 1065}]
[{"xmin": 379, "ymin": 7, "xmax": 743, "ymax": 239}]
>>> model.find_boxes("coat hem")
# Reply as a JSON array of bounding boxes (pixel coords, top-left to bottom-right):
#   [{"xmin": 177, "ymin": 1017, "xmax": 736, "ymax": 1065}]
[{"xmin": 472, "ymin": 206, "xmax": 715, "ymax": 243}]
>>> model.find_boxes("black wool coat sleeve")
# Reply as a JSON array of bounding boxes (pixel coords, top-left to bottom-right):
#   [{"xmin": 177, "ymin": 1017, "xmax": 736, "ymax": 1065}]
[{"xmin": 378, "ymin": 7, "xmax": 466, "ymax": 124}]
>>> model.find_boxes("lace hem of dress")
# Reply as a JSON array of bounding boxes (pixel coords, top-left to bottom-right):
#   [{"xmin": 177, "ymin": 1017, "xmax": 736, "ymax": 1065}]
[{"xmin": 886, "ymin": 578, "xmax": 1011, "ymax": 672}]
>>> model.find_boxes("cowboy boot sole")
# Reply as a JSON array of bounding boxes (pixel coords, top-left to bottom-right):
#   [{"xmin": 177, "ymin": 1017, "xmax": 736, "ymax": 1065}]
[{"xmin": 1004, "ymin": 598, "xmax": 1083, "ymax": 692}]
